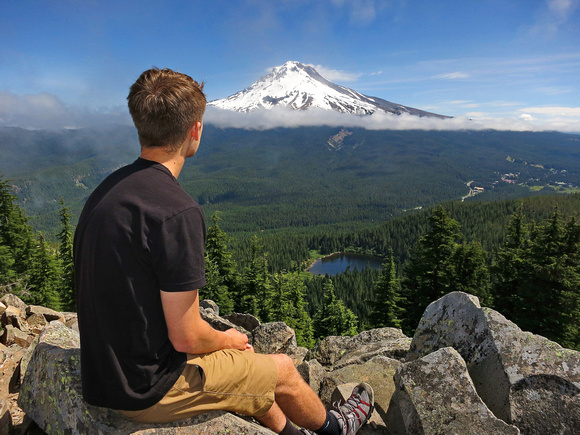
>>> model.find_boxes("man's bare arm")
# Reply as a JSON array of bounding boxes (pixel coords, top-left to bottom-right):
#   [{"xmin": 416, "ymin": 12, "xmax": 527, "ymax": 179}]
[{"xmin": 160, "ymin": 289, "xmax": 250, "ymax": 354}]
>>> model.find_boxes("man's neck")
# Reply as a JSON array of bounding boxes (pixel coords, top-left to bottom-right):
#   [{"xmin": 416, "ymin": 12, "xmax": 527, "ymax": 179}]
[{"xmin": 140, "ymin": 147, "xmax": 185, "ymax": 179}]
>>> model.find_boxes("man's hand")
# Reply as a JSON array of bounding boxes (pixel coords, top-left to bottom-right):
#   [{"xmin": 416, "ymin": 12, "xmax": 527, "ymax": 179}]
[
  {"xmin": 224, "ymin": 328, "xmax": 250, "ymax": 351},
  {"xmin": 161, "ymin": 290, "xmax": 252, "ymax": 354}
]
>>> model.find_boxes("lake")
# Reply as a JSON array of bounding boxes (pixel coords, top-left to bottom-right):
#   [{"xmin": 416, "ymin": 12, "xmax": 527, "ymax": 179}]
[{"xmin": 307, "ymin": 252, "xmax": 384, "ymax": 276}]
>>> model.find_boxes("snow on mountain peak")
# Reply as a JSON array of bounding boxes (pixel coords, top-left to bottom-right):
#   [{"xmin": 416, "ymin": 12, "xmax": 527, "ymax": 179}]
[{"xmin": 209, "ymin": 61, "xmax": 447, "ymax": 118}]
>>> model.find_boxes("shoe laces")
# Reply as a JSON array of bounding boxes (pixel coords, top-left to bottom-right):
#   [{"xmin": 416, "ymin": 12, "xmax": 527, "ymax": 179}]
[{"xmin": 332, "ymin": 391, "xmax": 371, "ymax": 434}]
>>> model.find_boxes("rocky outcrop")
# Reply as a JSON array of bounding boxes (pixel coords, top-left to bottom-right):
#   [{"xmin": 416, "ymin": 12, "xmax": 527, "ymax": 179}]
[
  {"xmin": 407, "ymin": 291, "xmax": 580, "ymax": 434},
  {"xmin": 18, "ymin": 321, "xmax": 273, "ymax": 434},
  {"xmin": 2, "ymin": 291, "xmax": 579, "ymax": 434},
  {"xmin": 307, "ymin": 328, "xmax": 410, "ymax": 368},
  {"xmin": 386, "ymin": 347, "xmax": 520, "ymax": 434}
]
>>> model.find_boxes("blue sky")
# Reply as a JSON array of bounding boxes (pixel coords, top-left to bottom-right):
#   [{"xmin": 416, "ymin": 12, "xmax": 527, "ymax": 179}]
[{"xmin": 1, "ymin": 0, "xmax": 579, "ymax": 131}]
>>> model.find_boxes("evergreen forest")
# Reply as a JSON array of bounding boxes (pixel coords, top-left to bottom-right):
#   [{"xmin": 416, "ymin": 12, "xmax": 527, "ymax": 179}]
[
  {"xmin": 2, "ymin": 170, "xmax": 579, "ymax": 350},
  {"xmin": 1, "ymin": 125, "xmax": 579, "ymax": 350},
  {"xmin": 2, "ymin": 126, "xmax": 579, "ymax": 239}
]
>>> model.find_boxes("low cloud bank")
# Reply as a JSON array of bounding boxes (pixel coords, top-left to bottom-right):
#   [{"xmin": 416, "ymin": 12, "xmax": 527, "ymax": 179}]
[
  {"xmin": 0, "ymin": 91, "xmax": 131, "ymax": 130},
  {"xmin": 1, "ymin": 91, "xmax": 579, "ymax": 134},
  {"xmin": 206, "ymin": 106, "xmax": 580, "ymax": 133}
]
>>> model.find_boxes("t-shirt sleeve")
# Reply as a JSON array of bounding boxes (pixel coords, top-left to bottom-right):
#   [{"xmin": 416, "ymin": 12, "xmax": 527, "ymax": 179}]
[{"xmin": 151, "ymin": 205, "xmax": 207, "ymax": 292}]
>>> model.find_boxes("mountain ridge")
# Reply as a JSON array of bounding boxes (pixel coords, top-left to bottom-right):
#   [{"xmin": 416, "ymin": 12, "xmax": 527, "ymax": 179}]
[{"xmin": 209, "ymin": 61, "xmax": 449, "ymax": 118}]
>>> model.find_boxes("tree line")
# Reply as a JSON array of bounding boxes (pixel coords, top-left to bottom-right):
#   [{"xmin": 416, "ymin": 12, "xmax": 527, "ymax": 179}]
[
  {"xmin": 0, "ymin": 176, "xmax": 74, "ymax": 311},
  {"xmin": 199, "ymin": 204, "xmax": 580, "ymax": 351},
  {"xmin": 2, "ymin": 171, "xmax": 579, "ymax": 350}
]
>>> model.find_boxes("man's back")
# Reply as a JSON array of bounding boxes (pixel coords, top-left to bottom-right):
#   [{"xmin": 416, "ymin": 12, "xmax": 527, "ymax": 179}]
[{"xmin": 74, "ymin": 157, "xmax": 206, "ymax": 410}]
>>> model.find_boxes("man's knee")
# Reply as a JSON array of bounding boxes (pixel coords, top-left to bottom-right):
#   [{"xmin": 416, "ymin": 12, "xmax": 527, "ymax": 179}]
[
  {"xmin": 269, "ymin": 354, "xmax": 302, "ymax": 387},
  {"xmin": 269, "ymin": 354, "xmax": 294, "ymax": 374}
]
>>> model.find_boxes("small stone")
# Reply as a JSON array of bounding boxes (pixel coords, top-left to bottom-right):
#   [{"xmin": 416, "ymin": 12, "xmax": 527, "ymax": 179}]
[{"xmin": 199, "ymin": 299, "xmax": 219, "ymax": 316}]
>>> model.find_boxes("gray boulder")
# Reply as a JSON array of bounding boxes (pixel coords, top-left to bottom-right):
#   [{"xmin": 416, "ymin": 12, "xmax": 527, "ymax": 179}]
[
  {"xmin": 18, "ymin": 321, "xmax": 274, "ymax": 434},
  {"xmin": 1, "ymin": 324, "xmax": 33, "ymax": 348},
  {"xmin": 407, "ymin": 291, "xmax": 580, "ymax": 434},
  {"xmin": 26, "ymin": 312, "xmax": 49, "ymax": 334},
  {"xmin": 1, "ymin": 305, "xmax": 28, "ymax": 333},
  {"xmin": 223, "ymin": 312, "xmax": 261, "ymax": 332},
  {"xmin": 200, "ymin": 307, "xmax": 248, "ymax": 334},
  {"xmin": 26, "ymin": 305, "xmax": 66, "ymax": 323},
  {"xmin": 307, "ymin": 328, "xmax": 410, "ymax": 368},
  {"xmin": 0, "ymin": 294, "xmax": 27, "ymax": 315},
  {"xmin": 386, "ymin": 347, "xmax": 520, "ymax": 434},
  {"xmin": 297, "ymin": 359, "xmax": 327, "ymax": 395},
  {"xmin": 252, "ymin": 322, "xmax": 297, "ymax": 355}
]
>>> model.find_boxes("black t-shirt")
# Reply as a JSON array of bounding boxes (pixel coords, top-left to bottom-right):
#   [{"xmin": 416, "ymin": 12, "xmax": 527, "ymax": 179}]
[{"xmin": 73, "ymin": 158, "xmax": 206, "ymax": 410}]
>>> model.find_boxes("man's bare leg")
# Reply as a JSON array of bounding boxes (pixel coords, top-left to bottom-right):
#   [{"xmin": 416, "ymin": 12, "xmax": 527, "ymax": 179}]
[
  {"xmin": 256, "ymin": 354, "xmax": 327, "ymax": 432},
  {"xmin": 255, "ymin": 401, "xmax": 290, "ymax": 433}
]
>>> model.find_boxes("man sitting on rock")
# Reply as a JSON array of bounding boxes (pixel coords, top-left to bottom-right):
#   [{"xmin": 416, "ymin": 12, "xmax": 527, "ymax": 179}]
[{"xmin": 73, "ymin": 67, "xmax": 374, "ymax": 435}]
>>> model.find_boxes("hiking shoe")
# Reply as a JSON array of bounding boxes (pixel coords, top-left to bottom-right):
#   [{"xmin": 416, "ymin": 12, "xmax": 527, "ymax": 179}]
[{"xmin": 330, "ymin": 382, "xmax": 374, "ymax": 435}]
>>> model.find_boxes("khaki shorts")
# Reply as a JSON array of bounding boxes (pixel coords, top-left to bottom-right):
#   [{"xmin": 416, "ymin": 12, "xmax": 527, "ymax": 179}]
[{"xmin": 119, "ymin": 349, "xmax": 278, "ymax": 424}]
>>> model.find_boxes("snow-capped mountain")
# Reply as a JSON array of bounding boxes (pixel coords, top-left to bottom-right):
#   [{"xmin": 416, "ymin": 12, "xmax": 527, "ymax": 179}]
[{"xmin": 209, "ymin": 61, "xmax": 447, "ymax": 118}]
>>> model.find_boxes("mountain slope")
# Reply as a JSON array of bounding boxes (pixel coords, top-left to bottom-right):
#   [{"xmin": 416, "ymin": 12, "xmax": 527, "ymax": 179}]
[
  {"xmin": 4, "ymin": 125, "xmax": 578, "ymax": 239},
  {"xmin": 209, "ymin": 61, "xmax": 448, "ymax": 118}
]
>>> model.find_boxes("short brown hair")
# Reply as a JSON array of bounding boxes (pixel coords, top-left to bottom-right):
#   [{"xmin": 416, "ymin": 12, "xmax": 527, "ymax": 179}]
[{"xmin": 127, "ymin": 68, "xmax": 206, "ymax": 150}]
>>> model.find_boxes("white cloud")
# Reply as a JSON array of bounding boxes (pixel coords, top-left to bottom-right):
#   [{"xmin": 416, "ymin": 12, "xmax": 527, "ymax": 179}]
[
  {"xmin": 0, "ymin": 91, "xmax": 130, "ymax": 129},
  {"xmin": 444, "ymin": 100, "xmax": 480, "ymax": 108},
  {"xmin": 205, "ymin": 106, "xmax": 580, "ymax": 133},
  {"xmin": 433, "ymin": 72, "xmax": 470, "ymax": 80},
  {"xmin": 519, "ymin": 114, "xmax": 536, "ymax": 122},
  {"xmin": 4, "ymin": 90, "xmax": 579, "ymax": 134},
  {"xmin": 530, "ymin": 0, "xmax": 580, "ymax": 37},
  {"xmin": 519, "ymin": 106, "xmax": 580, "ymax": 117},
  {"xmin": 351, "ymin": 0, "xmax": 378, "ymax": 23},
  {"xmin": 330, "ymin": 0, "xmax": 394, "ymax": 25},
  {"xmin": 488, "ymin": 101, "xmax": 522, "ymax": 107},
  {"xmin": 446, "ymin": 100, "xmax": 473, "ymax": 105},
  {"xmin": 308, "ymin": 64, "xmax": 362, "ymax": 82},
  {"xmin": 514, "ymin": 106, "xmax": 580, "ymax": 131},
  {"xmin": 548, "ymin": 0, "xmax": 578, "ymax": 17}
]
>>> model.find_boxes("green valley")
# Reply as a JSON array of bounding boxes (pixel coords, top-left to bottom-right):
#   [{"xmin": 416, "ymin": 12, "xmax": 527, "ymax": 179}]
[{"xmin": 1, "ymin": 125, "xmax": 579, "ymax": 349}]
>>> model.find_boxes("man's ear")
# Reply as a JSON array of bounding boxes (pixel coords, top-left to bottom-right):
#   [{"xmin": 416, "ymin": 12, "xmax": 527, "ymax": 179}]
[{"xmin": 191, "ymin": 121, "xmax": 202, "ymax": 141}]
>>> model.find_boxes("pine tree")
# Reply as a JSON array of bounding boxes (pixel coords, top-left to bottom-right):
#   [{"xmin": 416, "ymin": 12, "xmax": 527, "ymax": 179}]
[
  {"xmin": 58, "ymin": 198, "xmax": 75, "ymax": 311},
  {"xmin": 451, "ymin": 241, "xmax": 492, "ymax": 305},
  {"xmin": 401, "ymin": 206, "xmax": 461, "ymax": 334},
  {"xmin": 492, "ymin": 203, "xmax": 529, "ymax": 320},
  {"xmin": 200, "ymin": 253, "xmax": 234, "ymax": 315},
  {"xmin": 268, "ymin": 272, "xmax": 314, "ymax": 348},
  {"xmin": 492, "ymin": 207, "xmax": 580, "ymax": 350},
  {"xmin": 0, "ymin": 175, "xmax": 34, "ymax": 277},
  {"xmin": 0, "ymin": 240, "xmax": 16, "ymax": 291},
  {"xmin": 202, "ymin": 212, "xmax": 237, "ymax": 313},
  {"xmin": 239, "ymin": 235, "xmax": 271, "ymax": 319},
  {"xmin": 369, "ymin": 250, "xmax": 404, "ymax": 329},
  {"xmin": 27, "ymin": 233, "xmax": 62, "ymax": 310},
  {"xmin": 284, "ymin": 272, "xmax": 314, "ymax": 348},
  {"xmin": 520, "ymin": 210, "xmax": 580, "ymax": 347},
  {"xmin": 312, "ymin": 279, "xmax": 358, "ymax": 340},
  {"xmin": 268, "ymin": 272, "xmax": 292, "ymax": 324},
  {"xmin": 560, "ymin": 217, "xmax": 580, "ymax": 349}
]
